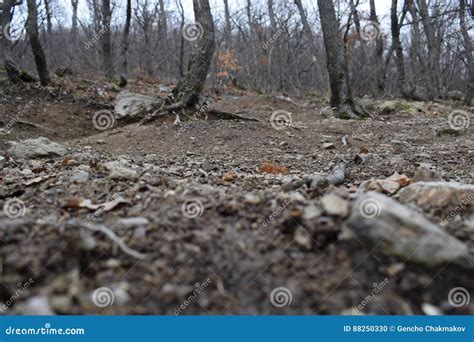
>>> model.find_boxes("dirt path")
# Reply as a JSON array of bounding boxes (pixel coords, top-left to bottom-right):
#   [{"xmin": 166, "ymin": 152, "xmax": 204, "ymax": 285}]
[{"xmin": 1, "ymin": 85, "xmax": 473, "ymax": 315}]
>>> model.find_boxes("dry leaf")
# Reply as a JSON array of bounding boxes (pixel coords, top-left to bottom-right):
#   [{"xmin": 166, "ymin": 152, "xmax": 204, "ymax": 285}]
[
  {"xmin": 258, "ymin": 161, "xmax": 288, "ymax": 174},
  {"xmin": 222, "ymin": 172, "xmax": 236, "ymax": 182}
]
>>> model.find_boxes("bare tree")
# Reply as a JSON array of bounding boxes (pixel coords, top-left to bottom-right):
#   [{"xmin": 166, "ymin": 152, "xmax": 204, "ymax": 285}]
[
  {"xmin": 172, "ymin": 0, "xmax": 215, "ymax": 107},
  {"xmin": 391, "ymin": 0, "xmax": 408, "ymax": 98},
  {"xmin": 223, "ymin": 0, "xmax": 232, "ymax": 47},
  {"xmin": 101, "ymin": 0, "xmax": 113, "ymax": 77},
  {"xmin": 369, "ymin": 0, "xmax": 384, "ymax": 94},
  {"xmin": 120, "ymin": 0, "xmax": 132, "ymax": 81},
  {"xmin": 317, "ymin": 0, "xmax": 365, "ymax": 118},
  {"xmin": 2, "ymin": 0, "xmax": 22, "ymax": 83},
  {"xmin": 416, "ymin": 0, "xmax": 440, "ymax": 99},
  {"xmin": 26, "ymin": 0, "xmax": 51, "ymax": 85},
  {"xmin": 459, "ymin": 0, "xmax": 473, "ymax": 105},
  {"xmin": 70, "ymin": 0, "xmax": 79, "ymax": 71}
]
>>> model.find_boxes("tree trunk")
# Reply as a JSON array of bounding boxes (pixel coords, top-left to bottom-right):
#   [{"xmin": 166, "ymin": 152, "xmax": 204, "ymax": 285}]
[
  {"xmin": 44, "ymin": 0, "xmax": 53, "ymax": 36},
  {"xmin": 1, "ymin": 0, "xmax": 22, "ymax": 83},
  {"xmin": 70, "ymin": 0, "xmax": 79, "ymax": 71},
  {"xmin": 369, "ymin": 0, "xmax": 385, "ymax": 94},
  {"xmin": 223, "ymin": 0, "xmax": 232, "ymax": 47},
  {"xmin": 172, "ymin": 0, "xmax": 215, "ymax": 107},
  {"xmin": 391, "ymin": 0, "xmax": 408, "ymax": 98},
  {"xmin": 101, "ymin": 0, "xmax": 113, "ymax": 77},
  {"xmin": 120, "ymin": 0, "xmax": 132, "ymax": 79},
  {"xmin": 177, "ymin": 0, "xmax": 185, "ymax": 78},
  {"xmin": 416, "ymin": 0, "xmax": 440, "ymax": 99},
  {"xmin": 460, "ymin": 0, "xmax": 473, "ymax": 106},
  {"xmin": 317, "ymin": 0, "xmax": 364, "ymax": 118},
  {"xmin": 26, "ymin": 0, "xmax": 51, "ymax": 85}
]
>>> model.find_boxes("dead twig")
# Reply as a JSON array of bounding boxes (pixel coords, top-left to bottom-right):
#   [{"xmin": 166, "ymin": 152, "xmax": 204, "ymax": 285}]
[{"xmin": 85, "ymin": 224, "xmax": 146, "ymax": 260}]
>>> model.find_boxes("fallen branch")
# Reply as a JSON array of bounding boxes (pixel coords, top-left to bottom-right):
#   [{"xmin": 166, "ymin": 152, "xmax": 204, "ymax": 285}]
[{"xmin": 85, "ymin": 224, "xmax": 146, "ymax": 260}]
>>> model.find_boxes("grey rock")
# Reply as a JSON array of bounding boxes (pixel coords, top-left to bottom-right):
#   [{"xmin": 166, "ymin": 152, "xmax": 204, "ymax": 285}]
[
  {"xmin": 104, "ymin": 160, "xmax": 138, "ymax": 180},
  {"xmin": 114, "ymin": 91, "xmax": 162, "ymax": 119},
  {"xmin": 346, "ymin": 192, "xmax": 474, "ymax": 269},
  {"xmin": 8, "ymin": 137, "xmax": 67, "ymax": 159},
  {"xmin": 0, "ymin": 155, "xmax": 5, "ymax": 169},
  {"xmin": 397, "ymin": 181, "xmax": 474, "ymax": 211},
  {"xmin": 71, "ymin": 170, "xmax": 90, "ymax": 183}
]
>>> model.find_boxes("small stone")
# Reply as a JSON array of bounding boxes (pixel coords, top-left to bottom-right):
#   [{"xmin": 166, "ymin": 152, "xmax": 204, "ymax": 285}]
[
  {"xmin": 321, "ymin": 194, "xmax": 349, "ymax": 217},
  {"xmin": 322, "ymin": 142, "xmax": 335, "ymax": 149},
  {"xmin": 243, "ymin": 193, "xmax": 261, "ymax": 204},
  {"xmin": 0, "ymin": 156, "xmax": 5, "ymax": 169},
  {"xmin": 376, "ymin": 179, "xmax": 400, "ymax": 194},
  {"xmin": 104, "ymin": 160, "xmax": 138, "ymax": 181},
  {"xmin": 222, "ymin": 172, "xmax": 236, "ymax": 182},
  {"xmin": 21, "ymin": 296, "xmax": 54, "ymax": 315},
  {"xmin": 294, "ymin": 227, "xmax": 312, "ymax": 249},
  {"xmin": 303, "ymin": 205, "xmax": 323, "ymax": 220},
  {"xmin": 421, "ymin": 303, "xmax": 443, "ymax": 316},
  {"xmin": 279, "ymin": 141, "xmax": 288, "ymax": 146},
  {"xmin": 71, "ymin": 170, "xmax": 90, "ymax": 183}
]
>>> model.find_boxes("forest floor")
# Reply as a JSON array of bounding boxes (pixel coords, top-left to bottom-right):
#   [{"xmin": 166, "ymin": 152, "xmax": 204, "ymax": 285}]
[{"xmin": 0, "ymin": 78, "xmax": 473, "ymax": 315}]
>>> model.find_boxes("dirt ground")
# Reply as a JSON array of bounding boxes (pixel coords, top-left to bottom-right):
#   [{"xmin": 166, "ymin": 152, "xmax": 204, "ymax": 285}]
[{"xmin": 0, "ymin": 80, "xmax": 473, "ymax": 315}]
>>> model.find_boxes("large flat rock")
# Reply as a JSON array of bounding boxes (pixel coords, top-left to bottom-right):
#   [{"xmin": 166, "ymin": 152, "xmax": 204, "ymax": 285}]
[{"xmin": 346, "ymin": 192, "xmax": 474, "ymax": 269}]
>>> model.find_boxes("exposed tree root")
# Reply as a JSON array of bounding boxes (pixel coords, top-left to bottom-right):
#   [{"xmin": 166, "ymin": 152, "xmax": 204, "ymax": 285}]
[{"xmin": 138, "ymin": 99, "xmax": 259, "ymax": 126}]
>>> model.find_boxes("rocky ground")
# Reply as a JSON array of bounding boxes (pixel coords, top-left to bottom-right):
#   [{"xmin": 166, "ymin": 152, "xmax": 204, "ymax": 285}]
[{"xmin": 0, "ymin": 80, "xmax": 473, "ymax": 315}]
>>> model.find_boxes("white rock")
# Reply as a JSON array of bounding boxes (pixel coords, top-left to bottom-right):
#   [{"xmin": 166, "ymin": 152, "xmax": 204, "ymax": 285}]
[
  {"xmin": 8, "ymin": 137, "xmax": 67, "ymax": 159},
  {"xmin": 321, "ymin": 194, "xmax": 349, "ymax": 217},
  {"xmin": 114, "ymin": 91, "xmax": 162, "ymax": 119}
]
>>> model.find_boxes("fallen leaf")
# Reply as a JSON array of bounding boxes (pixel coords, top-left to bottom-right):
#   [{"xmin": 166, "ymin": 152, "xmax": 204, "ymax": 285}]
[
  {"xmin": 222, "ymin": 172, "xmax": 236, "ymax": 182},
  {"xmin": 258, "ymin": 161, "xmax": 288, "ymax": 174}
]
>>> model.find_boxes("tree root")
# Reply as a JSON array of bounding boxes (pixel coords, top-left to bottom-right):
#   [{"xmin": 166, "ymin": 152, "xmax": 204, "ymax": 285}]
[{"xmin": 138, "ymin": 101, "xmax": 259, "ymax": 126}]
